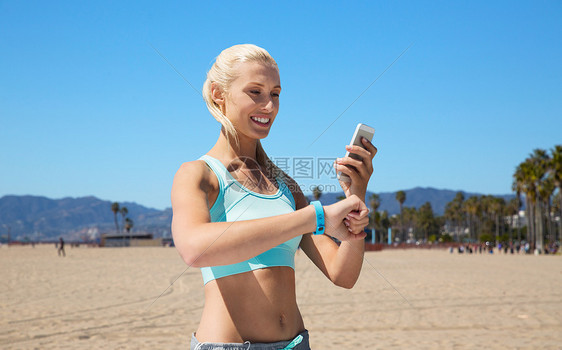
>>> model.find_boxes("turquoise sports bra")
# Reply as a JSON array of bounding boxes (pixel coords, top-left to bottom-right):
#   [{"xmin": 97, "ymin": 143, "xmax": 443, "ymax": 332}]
[{"xmin": 198, "ymin": 155, "xmax": 302, "ymax": 285}]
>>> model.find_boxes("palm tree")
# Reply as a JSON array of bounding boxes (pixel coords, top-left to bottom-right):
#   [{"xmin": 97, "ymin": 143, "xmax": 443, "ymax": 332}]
[
  {"xmin": 312, "ymin": 186, "xmax": 322, "ymax": 201},
  {"xmin": 445, "ymin": 201, "xmax": 456, "ymax": 238},
  {"xmin": 513, "ymin": 149, "xmax": 554, "ymax": 252},
  {"xmin": 553, "ymin": 191, "xmax": 562, "ymax": 244},
  {"xmin": 395, "ymin": 191, "xmax": 406, "ymax": 242},
  {"xmin": 514, "ymin": 161, "xmax": 536, "ymax": 251},
  {"xmin": 389, "ymin": 214, "xmax": 400, "ymax": 241},
  {"xmin": 119, "ymin": 207, "xmax": 128, "ymax": 233},
  {"xmin": 111, "ymin": 202, "xmax": 120, "ymax": 233},
  {"xmin": 403, "ymin": 207, "xmax": 417, "ymax": 241},
  {"xmin": 538, "ymin": 177, "xmax": 555, "ymax": 245},
  {"xmin": 479, "ymin": 195, "xmax": 494, "ymax": 243},
  {"xmin": 369, "ymin": 193, "xmax": 380, "ymax": 243},
  {"xmin": 550, "ymin": 145, "xmax": 562, "ymax": 243},
  {"xmin": 417, "ymin": 202, "xmax": 435, "ymax": 242},
  {"xmin": 529, "ymin": 149, "xmax": 550, "ymax": 252},
  {"xmin": 381, "ymin": 210, "xmax": 390, "ymax": 243},
  {"xmin": 445, "ymin": 192, "xmax": 464, "ymax": 242},
  {"xmin": 465, "ymin": 196, "xmax": 481, "ymax": 242},
  {"xmin": 489, "ymin": 197, "xmax": 505, "ymax": 247}
]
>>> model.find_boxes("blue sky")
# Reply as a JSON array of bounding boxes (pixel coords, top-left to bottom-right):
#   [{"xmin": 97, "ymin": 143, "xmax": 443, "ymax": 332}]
[{"xmin": 1, "ymin": 1, "xmax": 561, "ymax": 210}]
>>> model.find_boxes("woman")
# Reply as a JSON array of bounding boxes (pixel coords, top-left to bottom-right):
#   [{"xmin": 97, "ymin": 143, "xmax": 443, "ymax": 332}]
[{"xmin": 171, "ymin": 44, "xmax": 377, "ymax": 350}]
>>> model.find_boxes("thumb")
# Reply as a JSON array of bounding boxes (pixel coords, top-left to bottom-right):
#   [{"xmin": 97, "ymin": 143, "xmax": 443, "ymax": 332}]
[
  {"xmin": 356, "ymin": 201, "xmax": 369, "ymax": 218},
  {"xmin": 348, "ymin": 195, "xmax": 369, "ymax": 215}
]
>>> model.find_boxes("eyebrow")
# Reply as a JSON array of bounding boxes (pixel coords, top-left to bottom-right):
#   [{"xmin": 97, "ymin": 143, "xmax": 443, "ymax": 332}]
[{"xmin": 248, "ymin": 82, "xmax": 282, "ymax": 89}]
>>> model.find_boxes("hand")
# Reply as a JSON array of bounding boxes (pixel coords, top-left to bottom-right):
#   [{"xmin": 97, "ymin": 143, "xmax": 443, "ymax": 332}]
[
  {"xmin": 334, "ymin": 137, "xmax": 378, "ymax": 199},
  {"xmin": 322, "ymin": 195, "xmax": 369, "ymax": 241}
]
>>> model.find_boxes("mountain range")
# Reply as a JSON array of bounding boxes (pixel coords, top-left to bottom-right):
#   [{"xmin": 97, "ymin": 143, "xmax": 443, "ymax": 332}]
[{"xmin": 0, "ymin": 187, "xmax": 514, "ymax": 241}]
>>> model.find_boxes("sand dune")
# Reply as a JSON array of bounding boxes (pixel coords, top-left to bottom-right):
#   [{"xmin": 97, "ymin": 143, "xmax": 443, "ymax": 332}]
[{"xmin": 1, "ymin": 245, "xmax": 561, "ymax": 349}]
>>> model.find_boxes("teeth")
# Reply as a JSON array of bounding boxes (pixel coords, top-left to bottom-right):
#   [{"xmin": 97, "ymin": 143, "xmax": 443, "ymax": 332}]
[{"xmin": 251, "ymin": 116, "xmax": 269, "ymax": 124}]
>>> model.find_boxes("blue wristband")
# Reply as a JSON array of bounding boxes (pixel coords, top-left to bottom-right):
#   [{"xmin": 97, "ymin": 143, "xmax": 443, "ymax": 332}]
[{"xmin": 311, "ymin": 200, "xmax": 325, "ymax": 235}]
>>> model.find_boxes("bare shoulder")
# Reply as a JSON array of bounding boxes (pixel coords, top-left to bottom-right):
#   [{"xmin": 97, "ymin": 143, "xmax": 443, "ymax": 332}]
[
  {"xmin": 172, "ymin": 159, "xmax": 217, "ymax": 200},
  {"xmin": 171, "ymin": 159, "xmax": 218, "ymax": 248},
  {"xmin": 174, "ymin": 160, "xmax": 207, "ymax": 184}
]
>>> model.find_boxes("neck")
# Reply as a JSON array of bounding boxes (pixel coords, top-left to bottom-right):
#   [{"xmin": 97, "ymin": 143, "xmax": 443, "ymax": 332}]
[{"xmin": 211, "ymin": 129, "xmax": 259, "ymax": 162}]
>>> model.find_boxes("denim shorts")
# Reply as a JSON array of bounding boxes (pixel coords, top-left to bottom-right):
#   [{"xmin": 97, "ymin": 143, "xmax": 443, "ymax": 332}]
[{"xmin": 190, "ymin": 329, "xmax": 310, "ymax": 350}]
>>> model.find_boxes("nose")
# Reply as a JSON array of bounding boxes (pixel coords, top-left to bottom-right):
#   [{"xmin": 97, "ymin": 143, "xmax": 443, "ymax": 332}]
[{"xmin": 261, "ymin": 96, "xmax": 275, "ymax": 112}]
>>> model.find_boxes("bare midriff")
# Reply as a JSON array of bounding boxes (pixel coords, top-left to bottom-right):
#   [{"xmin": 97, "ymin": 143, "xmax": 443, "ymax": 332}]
[{"xmin": 195, "ymin": 266, "xmax": 305, "ymax": 343}]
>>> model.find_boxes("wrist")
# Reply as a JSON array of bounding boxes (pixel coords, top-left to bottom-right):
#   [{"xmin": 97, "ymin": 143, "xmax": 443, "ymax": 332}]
[
  {"xmin": 310, "ymin": 201, "xmax": 325, "ymax": 235},
  {"xmin": 345, "ymin": 190, "xmax": 367, "ymax": 202},
  {"xmin": 303, "ymin": 204, "xmax": 317, "ymax": 233},
  {"xmin": 357, "ymin": 192, "xmax": 366, "ymax": 202},
  {"xmin": 346, "ymin": 190, "xmax": 366, "ymax": 202}
]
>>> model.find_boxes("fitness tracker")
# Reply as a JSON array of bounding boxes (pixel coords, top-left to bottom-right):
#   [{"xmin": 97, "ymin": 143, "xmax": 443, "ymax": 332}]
[{"xmin": 310, "ymin": 201, "xmax": 325, "ymax": 235}]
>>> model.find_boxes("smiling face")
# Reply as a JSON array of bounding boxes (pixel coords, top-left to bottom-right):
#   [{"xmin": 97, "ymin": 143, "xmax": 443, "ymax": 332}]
[{"xmin": 217, "ymin": 61, "xmax": 281, "ymax": 142}]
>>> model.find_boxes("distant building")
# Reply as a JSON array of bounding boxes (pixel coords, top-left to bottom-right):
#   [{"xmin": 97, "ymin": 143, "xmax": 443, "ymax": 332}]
[{"xmin": 100, "ymin": 232, "xmax": 163, "ymax": 247}]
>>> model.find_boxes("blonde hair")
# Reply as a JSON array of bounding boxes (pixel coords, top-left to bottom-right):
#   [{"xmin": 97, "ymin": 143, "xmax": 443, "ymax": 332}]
[{"xmin": 202, "ymin": 44, "xmax": 280, "ymax": 175}]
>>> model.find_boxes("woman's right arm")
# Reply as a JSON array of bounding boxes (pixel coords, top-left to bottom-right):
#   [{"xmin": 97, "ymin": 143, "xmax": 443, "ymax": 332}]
[{"xmin": 171, "ymin": 161, "xmax": 366, "ymax": 268}]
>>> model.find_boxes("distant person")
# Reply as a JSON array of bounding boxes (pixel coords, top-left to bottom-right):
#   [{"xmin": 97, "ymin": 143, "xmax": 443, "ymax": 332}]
[
  {"xmin": 171, "ymin": 44, "xmax": 376, "ymax": 349},
  {"xmin": 58, "ymin": 237, "xmax": 65, "ymax": 257}
]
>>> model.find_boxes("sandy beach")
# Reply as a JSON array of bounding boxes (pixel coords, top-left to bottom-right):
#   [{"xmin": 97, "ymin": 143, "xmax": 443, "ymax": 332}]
[{"xmin": 1, "ymin": 244, "xmax": 561, "ymax": 349}]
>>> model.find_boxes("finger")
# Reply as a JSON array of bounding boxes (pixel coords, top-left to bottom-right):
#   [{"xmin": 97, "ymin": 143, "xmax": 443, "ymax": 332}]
[
  {"xmin": 343, "ymin": 161, "xmax": 369, "ymax": 181},
  {"xmin": 346, "ymin": 212, "xmax": 367, "ymax": 222},
  {"xmin": 339, "ymin": 155, "xmax": 370, "ymax": 179},
  {"xmin": 347, "ymin": 217, "xmax": 369, "ymax": 229},
  {"xmin": 349, "ymin": 231, "xmax": 367, "ymax": 240},
  {"xmin": 349, "ymin": 219, "xmax": 368, "ymax": 232},
  {"xmin": 338, "ymin": 155, "xmax": 363, "ymax": 169},
  {"xmin": 348, "ymin": 207, "xmax": 369, "ymax": 220},
  {"xmin": 344, "ymin": 145, "xmax": 371, "ymax": 161},
  {"xmin": 334, "ymin": 163, "xmax": 361, "ymax": 185},
  {"xmin": 361, "ymin": 137, "xmax": 378, "ymax": 159},
  {"xmin": 358, "ymin": 139, "xmax": 376, "ymax": 173},
  {"xmin": 344, "ymin": 145, "xmax": 373, "ymax": 175},
  {"xmin": 354, "ymin": 199, "xmax": 369, "ymax": 217},
  {"xmin": 351, "ymin": 214, "xmax": 368, "ymax": 225},
  {"xmin": 348, "ymin": 225, "xmax": 362, "ymax": 234},
  {"xmin": 347, "ymin": 218, "xmax": 365, "ymax": 232},
  {"xmin": 361, "ymin": 138, "xmax": 377, "ymax": 174}
]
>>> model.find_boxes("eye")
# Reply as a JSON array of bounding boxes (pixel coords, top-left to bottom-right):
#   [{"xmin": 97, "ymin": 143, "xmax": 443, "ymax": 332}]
[
  {"xmin": 250, "ymin": 90, "xmax": 260, "ymax": 95},
  {"xmin": 272, "ymin": 92, "xmax": 280, "ymax": 98}
]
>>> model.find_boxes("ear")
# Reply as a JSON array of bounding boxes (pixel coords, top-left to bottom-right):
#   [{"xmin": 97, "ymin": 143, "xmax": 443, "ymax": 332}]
[{"xmin": 211, "ymin": 82, "xmax": 225, "ymax": 106}]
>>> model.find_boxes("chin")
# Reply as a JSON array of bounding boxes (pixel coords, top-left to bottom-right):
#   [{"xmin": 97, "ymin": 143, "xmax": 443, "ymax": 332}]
[{"xmin": 256, "ymin": 131, "xmax": 271, "ymax": 140}]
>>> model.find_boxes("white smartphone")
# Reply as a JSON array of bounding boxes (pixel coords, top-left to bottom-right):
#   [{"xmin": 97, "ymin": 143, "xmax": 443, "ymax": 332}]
[{"xmin": 337, "ymin": 123, "xmax": 375, "ymax": 182}]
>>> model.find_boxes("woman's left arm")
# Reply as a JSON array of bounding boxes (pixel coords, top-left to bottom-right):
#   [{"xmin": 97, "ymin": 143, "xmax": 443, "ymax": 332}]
[
  {"xmin": 287, "ymin": 176, "xmax": 369, "ymax": 289},
  {"xmin": 297, "ymin": 138, "xmax": 376, "ymax": 288}
]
